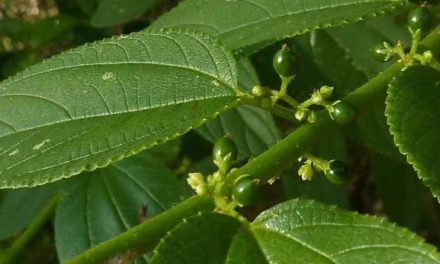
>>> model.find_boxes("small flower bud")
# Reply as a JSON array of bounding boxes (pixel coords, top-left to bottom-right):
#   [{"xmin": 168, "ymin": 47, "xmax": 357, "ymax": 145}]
[
  {"xmin": 311, "ymin": 91, "xmax": 323, "ymax": 104},
  {"xmin": 423, "ymin": 50, "xmax": 432, "ymax": 61},
  {"xmin": 295, "ymin": 108, "xmax": 309, "ymax": 121},
  {"xmin": 252, "ymin": 85, "xmax": 268, "ymax": 98},
  {"xmin": 298, "ymin": 163, "xmax": 314, "ymax": 181},
  {"xmin": 371, "ymin": 41, "xmax": 393, "ymax": 62},
  {"xmin": 307, "ymin": 111, "xmax": 317, "ymax": 123},
  {"xmin": 187, "ymin": 173, "xmax": 207, "ymax": 195},
  {"xmin": 319, "ymin": 86, "xmax": 334, "ymax": 99}
]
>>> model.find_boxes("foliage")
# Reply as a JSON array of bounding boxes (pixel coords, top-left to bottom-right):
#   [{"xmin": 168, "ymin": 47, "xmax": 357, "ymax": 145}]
[{"xmin": 1, "ymin": 0, "xmax": 440, "ymax": 263}]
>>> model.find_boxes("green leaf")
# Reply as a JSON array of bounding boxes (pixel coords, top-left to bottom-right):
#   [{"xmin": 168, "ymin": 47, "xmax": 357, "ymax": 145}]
[
  {"xmin": 55, "ymin": 152, "xmax": 190, "ymax": 262},
  {"xmin": 386, "ymin": 66, "xmax": 440, "ymax": 201},
  {"xmin": 198, "ymin": 59, "xmax": 279, "ymax": 158},
  {"xmin": 91, "ymin": 0, "xmax": 162, "ymax": 27},
  {"xmin": 0, "ymin": 29, "xmax": 238, "ymax": 188},
  {"xmin": 0, "ymin": 180, "xmax": 66, "ymax": 240},
  {"xmin": 152, "ymin": 0, "xmax": 406, "ymax": 56},
  {"xmin": 150, "ymin": 213, "xmax": 242, "ymax": 264},
  {"xmin": 224, "ymin": 228, "xmax": 267, "ymax": 264},
  {"xmin": 150, "ymin": 199, "xmax": 440, "ymax": 263},
  {"xmin": 193, "ymin": 57, "xmax": 279, "ymax": 159},
  {"xmin": 251, "ymin": 199, "xmax": 440, "ymax": 263}
]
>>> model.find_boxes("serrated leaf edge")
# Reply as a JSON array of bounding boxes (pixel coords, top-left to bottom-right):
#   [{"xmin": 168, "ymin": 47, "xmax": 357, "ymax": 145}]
[
  {"xmin": 243, "ymin": 1, "xmax": 407, "ymax": 56},
  {"xmin": 150, "ymin": 211, "xmax": 242, "ymax": 261},
  {"xmin": 2, "ymin": 99, "xmax": 240, "ymax": 189},
  {"xmin": 385, "ymin": 67, "xmax": 440, "ymax": 202},
  {"xmin": 1, "ymin": 27, "xmax": 238, "ymax": 91},
  {"xmin": 153, "ymin": 0, "xmax": 407, "ymax": 57},
  {"xmin": 0, "ymin": 28, "xmax": 241, "ymax": 189},
  {"xmin": 253, "ymin": 198, "xmax": 440, "ymax": 261}
]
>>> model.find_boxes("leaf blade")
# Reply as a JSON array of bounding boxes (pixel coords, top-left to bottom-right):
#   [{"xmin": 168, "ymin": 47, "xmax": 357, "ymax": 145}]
[
  {"xmin": 149, "ymin": 199, "xmax": 440, "ymax": 263},
  {"xmin": 0, "ymin": 180, "xmax": 66, "ymax": 240},
  {"xmin": 150, "ymin": 213, "xmax": 242, "ymax": 264},
  {"xmin": 252, "ymin": 199, "xmax": 440, "ymax": 263},
  {"xmin": 55, "ymin": 152, "xmax": 190, "ymax": 262},
  {"xmin": 152, "ymin": 0, "xmax": 407, "ymax": 56},
  {"xmin": 386, "ymin": 66, "xmax": 440, "ymax": 201},
  {"xmin": 0, "ymin": 29, "xmax": 238, "ymax": 188}
]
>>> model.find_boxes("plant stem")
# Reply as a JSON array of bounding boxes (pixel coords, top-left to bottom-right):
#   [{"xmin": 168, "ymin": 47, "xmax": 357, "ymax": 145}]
[
  {"xmin": 0, "ymin": 194, "xmax": 60, "ymax": 264},
  {"xmin": 58, "ymin": 24, "xmax": 440, "ymax": 264},
  {"xmin": 230, "ymin": 25, "xmax": 440, "ymax": 183},
  {"xmin": 271, "ymin": 76, "xmax": 296, "ymax": 105},
  {"xmin": 64, "ymin": 195, "xmax": 215, "ymax": 264},
  {"xmin": 226, "ymin": 113, "xmax": 335, "ymax": 183},
  {"xmin": 278, "ymin": 93, "xmax": 299, "ymax": 108},
  {"xmin": 267, "ymin": 104, "xmax": 297, "ymax": 122},
  {"xmin": 279, "ymin": 76, "xmax": 292, "ymax": 97},
  {"xmin": 409, "ymin": 29, "xmax": 421, "ymax": 56}
]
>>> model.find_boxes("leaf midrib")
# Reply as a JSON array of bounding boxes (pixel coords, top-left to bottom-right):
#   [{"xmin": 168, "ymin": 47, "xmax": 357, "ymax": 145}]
[
  {"xmin": 0, "ymin": 92, "xmax": 238, "ymax": 138},
  {"xmin": 251, "ymin": 226, "xmax": 337, "ymax": 264},
  {"xmin": 111, "ymin": 164, "xmax": 168, "ymax": 210},
  {"xmin": 1, "ymin": 61, "xmax": 233, "ymax": 92},
  {"xmin": 0, "ymin": 97, "xmax": 239, "ymax": 176}
]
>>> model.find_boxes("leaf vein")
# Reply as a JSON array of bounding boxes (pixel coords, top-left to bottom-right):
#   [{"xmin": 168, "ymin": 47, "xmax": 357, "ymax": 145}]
[{"xmin": 111, "ymin": 164, "xmax": 167, "ymax": 210}]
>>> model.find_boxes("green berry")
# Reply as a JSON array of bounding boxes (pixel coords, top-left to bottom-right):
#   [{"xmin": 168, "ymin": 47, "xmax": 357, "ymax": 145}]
[
  {"xmin": 213, "ymin": 135, "xmax": 238, "ymax": 162},
  {"xmin": 329, "ymin": 100, "xmax": 356, "ymax": 125},
  {"xmin": 233, "ymin": 176, "xmax": 263, "ymax": 206},
  {"xmin": 408, "ymin": 7, "xmax": 432, "ymax": 32},
  {"xmin": 371, "ymin": 41, "xmax": 392, "ymax": 62},
  {"xmin": 273, "ymin": 44, "xmax": 296, "ymax": 77},
  {"xmin": 325, "ymin": 160, "xmax": 349, "ymax": 185}
]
